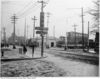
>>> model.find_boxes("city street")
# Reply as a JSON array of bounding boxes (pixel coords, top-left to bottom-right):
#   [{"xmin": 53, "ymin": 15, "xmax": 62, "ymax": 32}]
[
  {"xmin": 1, "ymin": 0, "xmax": 99, "ymax": 77},
  {"xmin": 26, "ymin": 47, "xmax": 99, "ymax": 76}
]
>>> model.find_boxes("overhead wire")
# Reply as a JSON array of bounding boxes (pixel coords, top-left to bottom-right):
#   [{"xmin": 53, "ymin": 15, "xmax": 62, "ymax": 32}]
[
  {"xmin": 16, "ymin": 0, "xmax": 49, "ymax": 18},
  {"xmin": 16, "ymin": 0, "xmax": 34, "ymax": 15},
  {"xmin": 18, "ymin": 3, "xmax": 40, "ymax": 18},
  {"xmin": 17, "ymin": 1, "xmax": 40, "ymax": 18}
]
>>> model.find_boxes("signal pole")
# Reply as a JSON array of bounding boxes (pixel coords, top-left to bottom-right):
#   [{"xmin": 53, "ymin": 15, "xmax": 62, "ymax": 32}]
[
  {"xmin": 81, "ymin": 8, "xmax": 84, "ymax": 51},
  {"xmin": 73, "ymin": 24, "xmax": 77, "ymax": 48},
  {"xmin": 32, "ymin": 16, "xmax": 37, "ymax": 41},
  {"xmin": 11, "ymin": 14, "xmax": 18, "ymax": 49},
  {"xmin": 24, "ymin": 18, "xmax": 26, "ymax": 45},
  {"xmin": 38, "ymin": 0, "xmax": 46, "ymax": 57},
  {"xmin": 87, "ymin": 21, "xmax": 90, "ymax": 52}
]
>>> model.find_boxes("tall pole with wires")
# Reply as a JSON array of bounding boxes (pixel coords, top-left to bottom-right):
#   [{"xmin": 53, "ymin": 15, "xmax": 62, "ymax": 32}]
[
  {"xmin": 24, "ymin": 18, "xmax": 27, "ymax": 45},
  {"xmin": 38, "ymin": 0, "xmax": 46, "ymax": 57},
  {"xmin": 87, "ymin": 21, "xmax": 90, "ymax": 52},
  {"xmin": 73, "ymin": 24, "xmax": 77, "ymax": 48},
  {"xmin": 11, "ymin": 14, "xmax": 18, "ymax": 49},
  {"xmin": 32, "ymin": 16, "xmax": 37, "ymax": 41},
  {"xmin": 3, "ymin": 27, "xmax": 6, "ymax": 46},
  {"xmin": 81, "ymin": 8, "xmax": 84, "ymax": 51},
  {"xmin": 53, "ymin": 26, "xmax": 55, "ymax": 38}
]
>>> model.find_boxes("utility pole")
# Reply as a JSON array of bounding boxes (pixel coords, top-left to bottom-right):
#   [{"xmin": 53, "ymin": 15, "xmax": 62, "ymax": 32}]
[
  {"xmin": 38, "ymin": 0, "xmax": 46, "ymax": 57},
  {"xmin": 26, "ymin": 25, "xmax": 29, "ymax": 45},
  {"xmin": 11, "ymin": 14, "xmax": 18, "ymax": 49},
  {"xmin": 98, "ymin": 0, "xmax": 100, "ymax": 31},
  {"xmin": 27, "ymin": 25, "xmax": 29, "ymax": 40},
  {"xmin": 24, "ymin": 18, "xmax": 26, "ymax": 45},
  {"xmin": 53, "ymin": 26, "xmax": 55, "ymax": 38},
  {"xmin": 3, "ymin": 27, "xmax": 6, "ymax": 46},
  {"xmin": 73, "ymin": 24, "xmax": 77, "ymax": 48},
  {"xmin": 46, "ymin": 12, "xmax": 50, "ymax": 48},
  {"xmin": 87, "ymin": 21, "xmax": 90, "ymax": 52},
  {"xmin": 81, "ymin": 8, "xmax": 84, "ymax": 51},
  {"xmin": 32, "ymin": 16, "xmax": 37, "ymax": 41}
]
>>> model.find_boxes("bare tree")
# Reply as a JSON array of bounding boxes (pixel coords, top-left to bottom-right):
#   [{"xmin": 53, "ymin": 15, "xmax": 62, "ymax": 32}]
[{"xmin": 88, "ymin": 0, "xmax": 100, "ymax": 33}]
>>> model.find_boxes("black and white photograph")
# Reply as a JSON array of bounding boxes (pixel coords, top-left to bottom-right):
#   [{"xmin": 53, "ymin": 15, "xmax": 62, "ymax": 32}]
[{"xmin": 0, "ymin": 0, "xmax": 99, "ymax": 77}]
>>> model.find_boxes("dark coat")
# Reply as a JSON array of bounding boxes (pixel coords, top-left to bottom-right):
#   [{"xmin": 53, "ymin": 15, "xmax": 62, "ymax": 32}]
[{"xmin": 23, "ymin": 46, "xmax": 27, "ymax": 52}]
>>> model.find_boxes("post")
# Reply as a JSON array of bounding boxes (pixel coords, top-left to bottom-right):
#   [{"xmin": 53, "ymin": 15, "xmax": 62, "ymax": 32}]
[
  {"xmin": 38, "ymin": 0, "xmax": 45, "ymax": 57},
  {"xmin": 24, "ymin": 18, "xmax": 26, "ymax": 45},
  {"xmin": 11, "ymin": 14, "xmax": 17, "ymax": 49},
  {"xmin": 32, "ymin": 16, "xmax": 37, "ymax": 40},
  {"xmin": 3, "ymin": 27, "xmax": 6, "ymax": 47},
  {"xmin": 73, "ymin": 24, "xmax": 77, "ymax": 48},
  {"xmin": 81, "ymin": 8, "xmax": 84, "ymax": 51},
  {"xmin": 26, "ymin": 25, "xmax": 28, "ymax": 44},
  {"xmin": 53, "ymin": 26, "xmax": 55, "ymax": 38},
  {"xmin": 87, "ymin": 21, "xmax": 89, "ymax": 52}
]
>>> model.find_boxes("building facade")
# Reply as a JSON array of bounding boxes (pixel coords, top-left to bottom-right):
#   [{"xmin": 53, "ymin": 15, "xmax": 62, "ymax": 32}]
[
  {"xmin": 36, "ymin": 36, "xmax": 58, "ymax": 48},
  {"xmin": 66, "ymin": 32, "xmax": 88, "ymax": 46}
]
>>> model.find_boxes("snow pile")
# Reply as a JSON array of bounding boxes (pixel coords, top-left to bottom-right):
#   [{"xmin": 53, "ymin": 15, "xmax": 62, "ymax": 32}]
[{"xmin": 0, "ymin": 60, "xmax": 66, "ymax": 77}]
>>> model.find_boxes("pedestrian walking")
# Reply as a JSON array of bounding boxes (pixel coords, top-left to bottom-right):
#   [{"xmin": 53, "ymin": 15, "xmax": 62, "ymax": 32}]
[{"xmin": 23, "ymin": 45, "xmax": 27, "ymax": 55}]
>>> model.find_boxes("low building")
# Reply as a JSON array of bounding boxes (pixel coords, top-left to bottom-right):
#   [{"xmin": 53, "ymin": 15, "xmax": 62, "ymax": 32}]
[
  {"xmin": 8, "ymin": 33, "xmax": 25, "ymax": 45},
  {"xmin": 36, "ymin": 36, "xmax": 58, "ymax": 48}
]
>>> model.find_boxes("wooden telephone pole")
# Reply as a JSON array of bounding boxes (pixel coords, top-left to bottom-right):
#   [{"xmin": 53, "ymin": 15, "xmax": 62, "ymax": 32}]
[
  {"xmin": 32, "ymin": 16, "xmax": 37, "ymax": 41},
  {"xmin": 11, "ymin": 14, "xmax": 18, "ymax": 49},
  {"xmin": 73, "ymin": 24, "xmax": 77, "ymax": 48},
  {"xmin": 38, "ymin": 0, "xmax": 47, "ymax": 57},
  {"xmin": 81, "ymin": 8, "xmax": 84, "ymax": 51}
]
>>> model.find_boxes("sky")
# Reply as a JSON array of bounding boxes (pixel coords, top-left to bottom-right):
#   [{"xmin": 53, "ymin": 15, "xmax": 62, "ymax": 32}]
[{"xmin": 1, "ymin": 0, "xmax": 95, "ymax": 39}]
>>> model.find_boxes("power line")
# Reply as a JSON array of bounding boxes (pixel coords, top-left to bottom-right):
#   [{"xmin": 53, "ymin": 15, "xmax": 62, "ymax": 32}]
[
  {"xmin": 19, "ymin": 4, "xmax": 40, "ymax": 18},
  {"xmin": 17, "ymin": 2, "xmax": 39, "ymax": 17},
  {"xmin": 16, "ymin": 0, "xmax": 34, "ymax": 15}
]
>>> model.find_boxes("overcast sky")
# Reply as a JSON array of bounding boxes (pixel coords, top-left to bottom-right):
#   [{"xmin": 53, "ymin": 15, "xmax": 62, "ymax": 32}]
[{"xmin": 1, "ymin": 0, "xmax": 95, "ymax": 39}]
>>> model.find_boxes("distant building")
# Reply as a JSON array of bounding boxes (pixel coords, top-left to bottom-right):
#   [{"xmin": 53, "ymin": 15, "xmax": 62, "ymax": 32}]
[
  {"xmin": 36, "ymin": 36, "xmax": 58, "ymax": 48},
  {"xmin": 8, "ymin": 33, "xmax": 25, "ymax": 45},
  {"xmin": 66, "ymin": 32, "xmax": 88, "ymax": 46},
  {"xmin": 59, "ymin": 36, "xmax": 65, "ymax": 41}
]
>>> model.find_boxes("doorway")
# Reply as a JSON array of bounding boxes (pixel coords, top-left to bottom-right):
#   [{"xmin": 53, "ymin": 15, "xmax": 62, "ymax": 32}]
[{"xmin": 51, "ymin": 42, "xmax": 54, "ymax": 47}]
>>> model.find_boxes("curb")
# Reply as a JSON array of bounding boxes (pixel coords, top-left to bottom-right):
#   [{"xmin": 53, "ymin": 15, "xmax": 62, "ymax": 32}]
[{"xmin": 1, "ymin": 56, "xmax": 48, "ymax": 62}]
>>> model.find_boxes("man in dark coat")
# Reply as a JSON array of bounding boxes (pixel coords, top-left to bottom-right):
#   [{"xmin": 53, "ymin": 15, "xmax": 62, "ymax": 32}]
[
  {"xmin": 23, "ymin": 45, "xmax": 27, "ymax": 54},
  {"xmin": 32, "ymin": 44, "xmax": 35, "ymax": 57}
]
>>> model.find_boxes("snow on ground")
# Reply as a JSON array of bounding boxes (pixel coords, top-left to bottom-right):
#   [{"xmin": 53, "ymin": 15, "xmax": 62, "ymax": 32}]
[
  {"xmin": 0, "ymin": 60, "xmax": 66, "ymax": 77},
  {"xmin": 0, "ymin": 47, "xmax": 66, "ymax": 77}
]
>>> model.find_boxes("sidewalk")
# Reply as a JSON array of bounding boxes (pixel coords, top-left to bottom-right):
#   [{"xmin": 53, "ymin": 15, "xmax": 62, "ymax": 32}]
[{"xmin": 1, "ymin": 47, "xmax": 47, "ymax": 61}]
